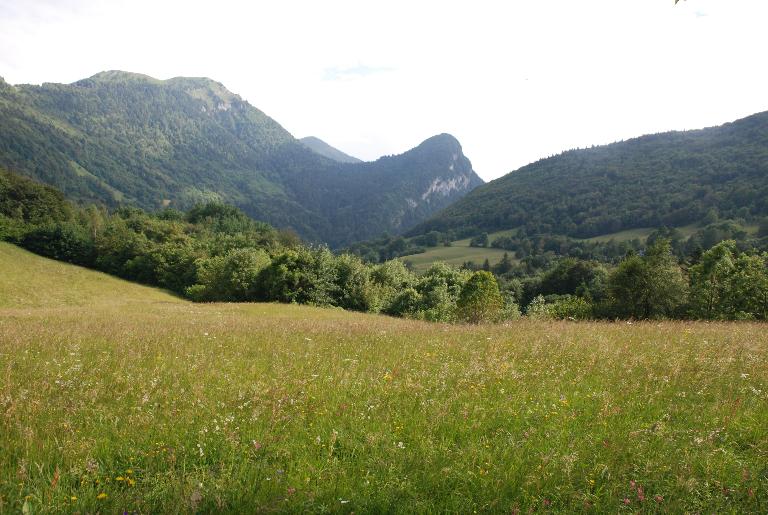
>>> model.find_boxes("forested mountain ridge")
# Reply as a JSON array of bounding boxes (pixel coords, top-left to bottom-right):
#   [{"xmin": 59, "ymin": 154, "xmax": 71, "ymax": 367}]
[
  {"xmin": 408, "ymin": 111, "xmax": 768, "ymax": 239},
  {"xmin": 300, "ymin": 136, "xmax": 362, "ymax": 163},
  {"xmin": 0, "ymin": 71, "xmax": 482, "ymax": 247}
]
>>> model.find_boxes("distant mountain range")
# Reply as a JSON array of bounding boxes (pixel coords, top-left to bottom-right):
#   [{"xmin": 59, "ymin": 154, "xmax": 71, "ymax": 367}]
[
  {"xmin": 408, "ymin": 111, "xmax": 768, "ymax": 240},
  {"xmin": 0, "ymin": 71, "xmax": 482, "ymax": 247},
  {"xmin": 300, "ymin": 136, "xmax": 362, "ymax": 163}
]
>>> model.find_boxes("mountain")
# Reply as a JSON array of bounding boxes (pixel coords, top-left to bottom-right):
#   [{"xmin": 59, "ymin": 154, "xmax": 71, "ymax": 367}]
[
  {"xmin": 300, "ymin": 136, "xmax": 362, "ymax": 163},
  {"xmin": 408, "ymin": 111, "xmax": 768, "ymax": 239},
  {"xmin": 0, "ymin": 71, "xmax": 482, "ymax": 247}
]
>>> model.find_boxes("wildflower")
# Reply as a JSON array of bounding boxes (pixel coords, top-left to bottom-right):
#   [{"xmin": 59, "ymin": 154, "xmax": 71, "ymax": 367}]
[
  {"xmin": 116, "ymin": 476, "xmax": 125, "ymax": 481},
  {"xmin": 97, "ymin": 492, "xmax": 107, "ymax": 500},
  {"xmin": 127, "ymin": 478, "xmax": 136, "ymax": 487},
  {"xmin": 126, "ymin": 469, "xmax": 133, "ymax": 475},
  {"xmin": 70, "ymin": 496, "xmax": 77, "ymax": 501},
  {"xmin": 654, "ymin": 495, "xmax": 663, "ymax": 503},
  {"xmin": 623, "ymin": 498, "xmax": 630, "ymax": 505}
]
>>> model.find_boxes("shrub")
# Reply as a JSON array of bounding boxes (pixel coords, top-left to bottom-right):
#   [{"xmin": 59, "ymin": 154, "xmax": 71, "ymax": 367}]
[
  {"xmin": 456, "ymin": 271, "xmax": 503, "ymax": 323},
  {"xmin": 20, "ymin": 222, "xmax": 95, "ymax": 266}
]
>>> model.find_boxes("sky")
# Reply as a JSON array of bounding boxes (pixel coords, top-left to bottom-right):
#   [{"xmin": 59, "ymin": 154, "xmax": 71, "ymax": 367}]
[{"xmin": 1, "ymin": 0, "xmax": 767, "ymax": 181}]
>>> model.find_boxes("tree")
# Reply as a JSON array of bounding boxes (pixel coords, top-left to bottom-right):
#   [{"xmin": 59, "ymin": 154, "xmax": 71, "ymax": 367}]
[
  {"xmin": 607, "ymin": 239, "xmax": 687, "ymax": 319},
  {"xmin": 457, "ymin": 271, "xmax": 504, "ymax": 323},
  {"xmin": 688, "ymin": 240, "xmax": 736, "ymax": 319},
  {"xmin": 689, "ymin": 241, "xmax": 768, "ymax": 320},
  {"xmin": 187, "ymin": 247, "xmax": 270, "ymax": 301},
  {"xmin": 333, "ymin": 254, "xmax": 375, "ymax": 311},
  {"xmin": 261, "ymin": 247, "xmax": 338, "ymax": 306},
  {"xmin": 470, "ymin": 233, "xmax": 489, "ymax": 248},
  {"xmin": 728, "ymin": 253, "xmax": 768, "ymax": 320},
  {"xmin": 494, "ymin": 252, "xmax": 514, "ymax": 275}
]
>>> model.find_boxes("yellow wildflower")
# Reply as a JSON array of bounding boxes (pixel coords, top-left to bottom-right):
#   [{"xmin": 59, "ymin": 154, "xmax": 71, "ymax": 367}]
[{"xmin": 97, "ymin": 493, "xmax": 107, "ymax": 500}]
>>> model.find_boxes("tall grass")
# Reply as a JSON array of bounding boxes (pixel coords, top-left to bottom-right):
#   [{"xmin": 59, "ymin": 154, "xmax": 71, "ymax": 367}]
[{"xmin": 1, "ymin": 244, "xmax": 767, "ymax": 512}]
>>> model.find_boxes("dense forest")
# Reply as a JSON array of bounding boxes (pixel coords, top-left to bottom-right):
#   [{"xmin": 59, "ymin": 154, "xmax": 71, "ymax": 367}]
[
  {"xmin": 409, "ymin": 110, "xmax": 768, "ymax": 239},
  {"xmin": 3, "ymin": 169, "xmax": 767, "ymax": 321},
  {"xmin": 0, "ymin": 71, "xmax": 482, "ymax": 247}
]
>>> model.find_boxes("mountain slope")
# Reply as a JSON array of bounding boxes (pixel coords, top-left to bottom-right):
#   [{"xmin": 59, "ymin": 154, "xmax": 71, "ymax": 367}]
[
  {"xmin": 409, "ymin": 111, "xmax": 768, "ymax": 239},
  {"xmin": 0, "ymin": 71, "xmax": 482, "ymax": 247},
  {"xmin": 300, "ymin": 136, "xmax": 362, "ymax": 163}
]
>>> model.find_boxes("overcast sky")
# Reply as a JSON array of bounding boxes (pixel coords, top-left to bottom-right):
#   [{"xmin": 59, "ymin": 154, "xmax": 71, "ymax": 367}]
[{"xmin": 1, "ymin": 0, "xmax": 767, "ymax": 181}]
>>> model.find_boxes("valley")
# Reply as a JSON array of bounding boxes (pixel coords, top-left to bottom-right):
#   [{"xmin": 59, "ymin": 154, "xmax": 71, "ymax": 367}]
[{"xmin": 3, "ymin": 2, "xmax": 768, "ymax": 513}]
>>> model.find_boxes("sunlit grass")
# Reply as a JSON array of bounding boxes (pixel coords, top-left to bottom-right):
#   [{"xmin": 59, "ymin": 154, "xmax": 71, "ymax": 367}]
[{"xmin": 1, "ymin": 245, "xmax": 767, "ymax": 512}]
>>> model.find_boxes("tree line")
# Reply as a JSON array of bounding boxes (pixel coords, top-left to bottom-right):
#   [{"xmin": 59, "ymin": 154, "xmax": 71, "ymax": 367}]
[{"xmin": 2, "ymin": 168, "xmax": 767, "ymax": 322}]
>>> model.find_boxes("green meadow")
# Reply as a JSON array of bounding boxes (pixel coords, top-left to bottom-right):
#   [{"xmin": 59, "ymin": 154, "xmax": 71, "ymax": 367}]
[
  {"xmin": 400, "ymin": 229, "xmax": 518, "ymax": 272},
  {"xmin": 1, "ymin": 242, "xmax": 767, "ymax": 513}
]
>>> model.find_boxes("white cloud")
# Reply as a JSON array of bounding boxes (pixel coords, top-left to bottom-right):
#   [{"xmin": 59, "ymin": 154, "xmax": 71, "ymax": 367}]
[{"xmin": 1, "ymin": 0, "xmax": 767, "ymax": 180}]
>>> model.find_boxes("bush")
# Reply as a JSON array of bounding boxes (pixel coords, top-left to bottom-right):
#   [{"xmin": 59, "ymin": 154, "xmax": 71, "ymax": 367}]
[
  {"xmin": 188, "ymin": 248, "xmax": 270, "ymax": 301},
  {"xmin": 545, "ymin": 295, "xmax": 593, "ymax": 320},
  {"xmin": 333, "ymin": 254, "xmax": 375, "ymax": 311},
  {"xmin": 385, "ymin": 287, "xmax": 423, "ymax": 318},
  {"xmin": 0, "ymin": 215, "xmax": 27, "ymax": 242},
  {"xmin": 261, "ymin": 247, "xmax": 338, "ymax": 306},
  {"xmin": 456, "ymin": 271, "xmax": 503, "ymax": 323},
  {"xmin": 20, "ymin": 222, "xmax": 95, "ymax": 266}
]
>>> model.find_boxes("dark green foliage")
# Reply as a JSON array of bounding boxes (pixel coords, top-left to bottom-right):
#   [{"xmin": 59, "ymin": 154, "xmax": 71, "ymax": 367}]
[
  {"xmin": 606, "ymin": 240, "xmax": 688, "ymax": 319},
  {"xmin": 411, "ymin": 111, "xmax": 768, "ymax": 240},
  {"xmin": 187, "ymin": 248, "xmax": 270, "ymax": 302},
  {"xmin": 20, "ymin": 222, "xmax": 95, "ymax": 266},
  {"xmin": 332, "ymin": 254, "xmax": 375, "ymax": 312},
  {"xmin": 5, "ymin": 169, "xmax": 767, "ymax": 321},
  {"xmin": 469, "ymin": 232, "xmax": 489, "ymax": 248},
  {"xmin": 688, "ymin": 240, "xmax": 768, "ymax": 320},
  {"xmin": 261, "ymin": 247, "xmax": 339, "ymax": 306},
  {"xmin": 522, "ymin": 258, "xmax": 607, "ymax": 306},
  {"xmin": 0, "ymin": 72, "xmax": 482, "ymax": 247},
  {"xmin": 0, "ymin": 168, "xmax": 72, "ymax": 226},
  {"xmin": 385, "ymin": 287, "xmax": 423, "ymax": 318},
  {"xmin": 758, "ymin": 218, "xmax": 768, "ymax": 238}
]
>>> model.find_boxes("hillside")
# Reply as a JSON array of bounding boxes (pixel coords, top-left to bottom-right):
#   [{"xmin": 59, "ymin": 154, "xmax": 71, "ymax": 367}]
[
  {"xmin": 0, "ymin": 71, "xmax": 482, "ymax": 247},
  {"xmin": 0, "ymin": 241, "xmax": 180, "ymax": 307},
  {"xmin": 409, "ymin": 111, "xmax": 768, "ymax": 239},
  {"xmin": 2, "ymin": 239, "xmax": 767, "ymax": 512},
  {"xmin": 300, "ymin": 136, "xmax": 362, "ymax": 163}
]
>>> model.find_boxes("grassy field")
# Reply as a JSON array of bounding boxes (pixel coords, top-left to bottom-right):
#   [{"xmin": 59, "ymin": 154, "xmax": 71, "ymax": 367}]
[
  {"xmin": 1, "ymin": 242, "xmax": 768, "ymax": 513},
  {"xmin": 402, "ymin": 222, "xmax": 762, "ymax": 273},
  {"xmin": 401, "ymin": 229, "xmax": 517, "ymax": 272}
]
